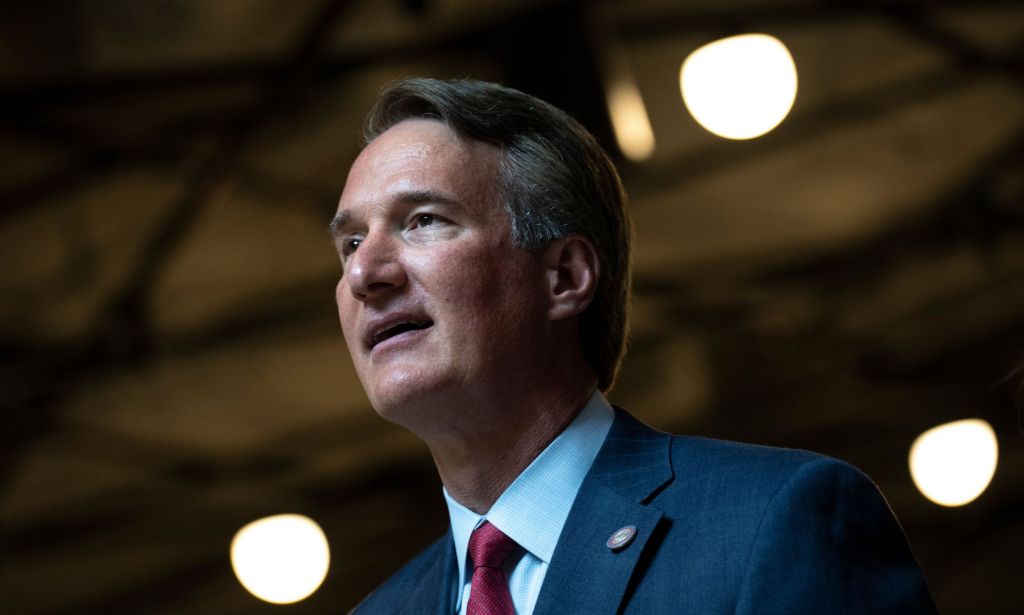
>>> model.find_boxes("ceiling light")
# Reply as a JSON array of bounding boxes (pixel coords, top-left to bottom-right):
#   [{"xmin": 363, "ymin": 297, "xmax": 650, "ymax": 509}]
[
  {"xmin": 680, "ymin": 33, "xmax": 798, "ymax": 140},
  {"xmin": 909, "ymin": 419, "xmax": 998, "ymax": 507},
  {"xmin": 231, "ymin": 514, "xmax": 331, "ymax": 604},
  {"xmin": 607, "ymin": 76, "xmax": 656, "ymax": 161}
]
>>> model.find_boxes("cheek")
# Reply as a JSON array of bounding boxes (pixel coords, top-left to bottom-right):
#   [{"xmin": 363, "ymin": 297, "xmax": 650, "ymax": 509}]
[
  {"xmin": 408, "ymin": 239, "xmax": 543, "ymax": 321},
  {"xmin": 439, "ymin": 249, "xmax": 506, "ymax": 303},
  {"xmin": 335, "ymin": 285, "xmax": 360, "ymax": 340},
  {"xmin": 454, "ymin": 255, "xmax": 543, "ymax": 323},
  {"xmin": 407, "ymin": 244, "xmax": 482, "ymax": 301}
]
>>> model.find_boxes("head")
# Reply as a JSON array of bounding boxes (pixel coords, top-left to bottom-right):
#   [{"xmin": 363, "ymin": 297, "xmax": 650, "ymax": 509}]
[
  {"xmin": 332, "ymin": 79, "xmax": 631, "ymax": 429},
  {"xmin": 361, "ymin": 78, "xmax": 632, "ymax": 392}
]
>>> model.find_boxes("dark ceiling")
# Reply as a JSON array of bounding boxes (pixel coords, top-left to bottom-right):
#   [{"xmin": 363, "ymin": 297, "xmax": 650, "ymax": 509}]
[{"xmin": 2, "ymin": 0, "xmax": 1023, "ymax": 613}]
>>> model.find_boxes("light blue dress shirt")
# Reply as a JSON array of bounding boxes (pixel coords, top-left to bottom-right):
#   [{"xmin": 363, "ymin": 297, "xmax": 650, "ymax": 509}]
[{"xmin": 443, "ymin": 390, "xmax": 614, "ymax": 615}]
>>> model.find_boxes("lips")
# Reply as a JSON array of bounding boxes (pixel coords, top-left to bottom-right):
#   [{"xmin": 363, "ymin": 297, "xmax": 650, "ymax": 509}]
[{"xmin": 365, "ymin": 314, "xmax": 434, "ymax": 350}]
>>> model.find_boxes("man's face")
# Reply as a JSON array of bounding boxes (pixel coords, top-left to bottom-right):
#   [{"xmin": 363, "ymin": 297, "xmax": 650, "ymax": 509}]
[{"xmin": 333, "ymin": 119, "xmax": 550, "ymax": 428}]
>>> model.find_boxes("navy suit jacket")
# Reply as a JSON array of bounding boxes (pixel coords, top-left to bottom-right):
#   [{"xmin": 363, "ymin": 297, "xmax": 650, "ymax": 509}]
[{"xmin": 353, "ymin": 409, "xmax": 937, "ymax": 614}]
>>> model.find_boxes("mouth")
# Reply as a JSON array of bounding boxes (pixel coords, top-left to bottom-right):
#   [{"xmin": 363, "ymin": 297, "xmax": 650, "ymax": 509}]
[{"xmin": 369, "ymin": 319, "xmax": 434, "ymax": 349}]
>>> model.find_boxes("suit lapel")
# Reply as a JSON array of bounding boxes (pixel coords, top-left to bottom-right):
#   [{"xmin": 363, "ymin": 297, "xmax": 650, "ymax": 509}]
[
  {"xmin": 403, "ymin": 531, "xmax": 457, "ymax": 614},
  {"xmin": 532, "ymin": 409, "xmax": 674, "ymax": 615}
]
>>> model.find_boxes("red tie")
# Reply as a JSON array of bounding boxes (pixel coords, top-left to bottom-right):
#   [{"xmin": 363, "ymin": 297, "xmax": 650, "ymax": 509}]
[{"xmin": 466, "ymin": 521, "xmax": 518, "ymax": 615}]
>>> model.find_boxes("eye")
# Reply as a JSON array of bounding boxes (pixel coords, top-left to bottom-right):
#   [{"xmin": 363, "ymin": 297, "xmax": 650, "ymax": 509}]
[
  {"xmin": 413, "ymin": 213, "xmax": 437, "ymax": 228},
  {"xmin": 402, "ymin": 211, "xmax": 454, "ymax": 241},
  {"xmin": 339, "ymin": 236, "xmax": 362, "ymax": 258}
]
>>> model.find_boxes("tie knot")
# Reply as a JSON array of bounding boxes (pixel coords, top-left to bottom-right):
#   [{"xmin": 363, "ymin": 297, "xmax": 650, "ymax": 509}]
[{"xmin": 468, "ymin": 521, "xmax": 518, "ymax": 569}]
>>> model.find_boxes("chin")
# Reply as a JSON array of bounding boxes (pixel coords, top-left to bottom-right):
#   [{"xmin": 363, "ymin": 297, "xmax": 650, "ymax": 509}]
[{"xmin": 365, "ymin": 368, "xmax": 453, "ymax": 428}]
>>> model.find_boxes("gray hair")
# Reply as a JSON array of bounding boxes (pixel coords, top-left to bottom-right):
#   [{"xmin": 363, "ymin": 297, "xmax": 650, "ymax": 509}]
[{"xmin": 363, "ymin": 78, "xmax": 632, "ymax": 391}]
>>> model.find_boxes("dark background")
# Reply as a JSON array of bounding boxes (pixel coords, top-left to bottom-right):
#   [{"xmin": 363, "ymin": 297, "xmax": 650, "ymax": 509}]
[{"xmin": 2, "ymin": 0, "xmax": 1022, "ymax": 612}]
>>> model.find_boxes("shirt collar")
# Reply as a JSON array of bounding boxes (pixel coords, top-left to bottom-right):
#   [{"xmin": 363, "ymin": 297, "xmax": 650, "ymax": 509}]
[{"xmin": 443, "ymin": 390, "xmax": 614, "ymax": 592}]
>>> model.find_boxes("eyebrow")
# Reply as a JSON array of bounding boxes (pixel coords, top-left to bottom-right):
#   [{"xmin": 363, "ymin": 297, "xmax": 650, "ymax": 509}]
[
  {"xmin": 328, "ymin": 211, "xmax": 350, "ymax": 235},
  {"xmin": 328, "ymin": 190, "xmax": 461, "ymax": 235}
]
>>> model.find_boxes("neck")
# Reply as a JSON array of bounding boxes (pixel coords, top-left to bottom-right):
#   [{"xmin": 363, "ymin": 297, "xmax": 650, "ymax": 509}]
[{"xmin": 426, "ymin": 373, "xmax": 597, "ymax": 514}]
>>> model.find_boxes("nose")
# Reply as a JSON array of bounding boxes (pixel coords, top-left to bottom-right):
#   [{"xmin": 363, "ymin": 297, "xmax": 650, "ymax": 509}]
[{"xmin": 345, "ymin": 231, "xmax": 407, "ymax": 302}]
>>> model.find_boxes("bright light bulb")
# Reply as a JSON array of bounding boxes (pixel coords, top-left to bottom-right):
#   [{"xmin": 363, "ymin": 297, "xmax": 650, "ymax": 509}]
[
  {"xmin": 231, "ymin": 514, "xmax": 330, "ymax": 604},
  {"xmin": 909, "ymin": 419, "xmax": 998, "ymax": 507},
  {"xmin": 607, "ymin": 77, "xmax": 656, "ymax": 161},
  {"xmin": 680, "ymin": 33, "xmax": 798, "ymax": 140}
]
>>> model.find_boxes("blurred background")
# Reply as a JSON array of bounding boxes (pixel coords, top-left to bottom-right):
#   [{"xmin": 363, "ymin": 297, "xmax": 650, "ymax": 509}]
[{"xmin": 2, "ymin": 0, "xmax": 1023, "ymax": 612}]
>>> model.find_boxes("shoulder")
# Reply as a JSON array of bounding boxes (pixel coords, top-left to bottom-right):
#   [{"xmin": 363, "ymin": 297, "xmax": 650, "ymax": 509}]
[
  {"xmin": 675, "ymin": 439, "xmax": 939, "ymax": 612},
  {"xmin": 651, "ymin": 427, "xmax": 892, "ymax": 521},
  {"xmin": 670, "ymin": 432, "xmax": 865, "ymax": 488},
  {"xmin": 600, "ymin": 412, "xmax": 936, "ymax": 612},
  {"xmin": 350, "ymin": 533, "xmax": 451, "ymax": 614},
  {"xmin": 668, "ymin": 436, "xmax": 933, "ymax": 608},
  {"xmin": 604, "ymin": 408, "xmax": 874, "ymax": 510}
]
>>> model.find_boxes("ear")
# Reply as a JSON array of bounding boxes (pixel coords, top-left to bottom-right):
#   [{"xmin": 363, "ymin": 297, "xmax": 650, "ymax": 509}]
[{"xmin": 543, "ymin": 236, "xmax": 600, "ymax": 321}]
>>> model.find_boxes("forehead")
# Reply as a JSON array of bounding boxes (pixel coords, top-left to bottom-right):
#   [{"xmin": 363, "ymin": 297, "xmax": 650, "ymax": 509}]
[{"xmin": 339, "ymin": 119, "xmax": 500, "ymax": 210}]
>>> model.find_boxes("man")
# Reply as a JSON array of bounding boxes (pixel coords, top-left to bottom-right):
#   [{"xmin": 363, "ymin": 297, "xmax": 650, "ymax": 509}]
[{"xmin": 331, "ymin": 78, "xmax": 936, "ymax": 614}]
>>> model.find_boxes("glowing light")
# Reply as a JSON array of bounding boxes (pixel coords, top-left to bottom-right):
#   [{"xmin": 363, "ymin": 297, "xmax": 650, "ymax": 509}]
[
  {"xmin": 231, "ymin": 514, "xmax": 330, "ymax": 604},
  {"xmin": 680, "ymin": 33, "xmax": 798, "ymax": 140},
  {"xmin": 909, "ymin": 419, "xmax": 998, "ymax": 507},
  {"xmin": 607, "ymin": 77, "xmax": 656, "ymax": 161}
]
